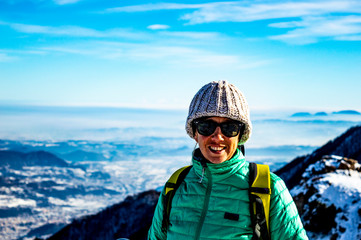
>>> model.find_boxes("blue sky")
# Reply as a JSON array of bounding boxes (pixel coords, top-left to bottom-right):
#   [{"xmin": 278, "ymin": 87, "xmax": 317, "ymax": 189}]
[{"xmin": 1, "ymin": 0, "xmax": 361, "ymax": 111}]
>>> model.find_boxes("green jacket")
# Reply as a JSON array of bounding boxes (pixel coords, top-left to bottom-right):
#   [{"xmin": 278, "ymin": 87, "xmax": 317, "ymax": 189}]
[{"xmin": 148, "ymin": 149, "xmax": 308, "ymax": 240}]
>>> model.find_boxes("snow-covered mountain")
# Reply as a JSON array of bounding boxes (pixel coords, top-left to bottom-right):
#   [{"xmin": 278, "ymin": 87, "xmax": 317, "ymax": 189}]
[
  {"xmin": 43, "ymin": 125, "xmax": 361, "ymax": 240},
  {"xmin": 291, "ymin": 155, "xmax": 361, "ymax": 240},
  {"xmin": 1, "ymin": 123, "xmax": 361, "ymax": 240},
  {"xmin": 275, "ymin": 125, "xmax": 361, "ymax": 239}
]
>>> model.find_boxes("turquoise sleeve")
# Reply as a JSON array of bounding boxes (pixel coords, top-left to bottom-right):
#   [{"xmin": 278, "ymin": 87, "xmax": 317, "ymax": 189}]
[
  {"xmin": 269, "ymin": 174, "xmax": 309, "ymax": 240},
  {"xmin": 148, "ymin": 189, "xmax": 167, "ymax": 240}
]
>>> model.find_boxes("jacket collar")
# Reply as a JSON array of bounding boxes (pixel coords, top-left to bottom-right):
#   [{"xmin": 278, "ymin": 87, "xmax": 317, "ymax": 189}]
[{"xmin": 192, "ymin": 148, "xmax": 246, "ymax": 181}]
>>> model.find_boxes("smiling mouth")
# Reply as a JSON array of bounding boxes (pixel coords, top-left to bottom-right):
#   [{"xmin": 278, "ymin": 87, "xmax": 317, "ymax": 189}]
[{"xmin": 209, "ymin": 146, "xmax": 226, "ymax": 153}]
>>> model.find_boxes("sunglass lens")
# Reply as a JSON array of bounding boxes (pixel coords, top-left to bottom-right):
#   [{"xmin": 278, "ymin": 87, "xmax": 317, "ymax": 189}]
[
  {"xmin": 196, "ymin": 120, "xmax": 241, "ymax": 137},
  {"xmin": 197, "ymin": 121, "xmax": 216, "ymax": 136},
  {"xmin": 221, "ymin": 122, "xmax": 240, "ymax": 137}
]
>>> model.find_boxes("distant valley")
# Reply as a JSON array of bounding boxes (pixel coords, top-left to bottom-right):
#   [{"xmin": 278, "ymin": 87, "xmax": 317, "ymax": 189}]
[{"xmin": 0, "ymin": 139, "xmax": 192, "ymax": 240}]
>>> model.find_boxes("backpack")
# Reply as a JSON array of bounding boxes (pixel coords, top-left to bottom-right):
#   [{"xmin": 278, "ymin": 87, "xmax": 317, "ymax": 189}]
[{"xmin": 161, "ymin": 162, "xmax": 271, "ymax": 240}]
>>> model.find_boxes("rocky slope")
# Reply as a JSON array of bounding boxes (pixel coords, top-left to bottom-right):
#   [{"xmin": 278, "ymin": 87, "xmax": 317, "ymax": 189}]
[{"xmin": 291, "ymin": 155, "xmax": 361, "ymax": 239}]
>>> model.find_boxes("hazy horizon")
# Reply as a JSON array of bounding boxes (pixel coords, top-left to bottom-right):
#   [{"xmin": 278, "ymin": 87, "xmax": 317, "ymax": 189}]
[{"xmin": 1, "ymin": 104, "xmax": 360, "ymax": 150}]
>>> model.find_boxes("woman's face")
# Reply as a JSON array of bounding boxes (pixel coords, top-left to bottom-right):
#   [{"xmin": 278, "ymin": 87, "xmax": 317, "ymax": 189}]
[{"xmin": 194, "ymin": 116, "xmax": 240, "ymax": 164}]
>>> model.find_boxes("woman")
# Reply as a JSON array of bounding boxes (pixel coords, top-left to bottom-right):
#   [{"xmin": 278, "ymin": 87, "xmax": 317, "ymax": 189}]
[{"xmin": 148, "ymin": 80, "xmax": 308, "ymax": 240}]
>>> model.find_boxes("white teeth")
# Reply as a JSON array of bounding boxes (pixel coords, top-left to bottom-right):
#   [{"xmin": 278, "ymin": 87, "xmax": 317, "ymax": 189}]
[{"xmin": 210, "ymin": 146, "xmax": 224, "ymax": 151}]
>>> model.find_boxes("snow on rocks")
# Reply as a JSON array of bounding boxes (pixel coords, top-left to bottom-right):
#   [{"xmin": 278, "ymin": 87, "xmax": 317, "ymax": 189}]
[{"xmin": 291, "ymin": 155, "xmax": 361, "ymax": 240}]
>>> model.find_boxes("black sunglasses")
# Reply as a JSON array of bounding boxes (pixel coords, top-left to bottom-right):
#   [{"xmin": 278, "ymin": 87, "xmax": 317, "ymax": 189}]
[{"xmin": 193, "ymin": 119, "xmax": 243, "ymax": 138}]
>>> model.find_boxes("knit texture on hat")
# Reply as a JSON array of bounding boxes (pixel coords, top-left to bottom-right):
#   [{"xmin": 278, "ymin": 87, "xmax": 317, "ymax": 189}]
[{"xmin": 186, "ymin": 80, "xmax": 252, "ymax": 144}]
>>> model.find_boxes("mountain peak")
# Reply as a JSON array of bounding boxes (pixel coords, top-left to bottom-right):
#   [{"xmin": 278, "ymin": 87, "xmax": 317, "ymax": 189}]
[{"xmin": 291, "ymin": 155, "xmax": 361, "ymax": 239}]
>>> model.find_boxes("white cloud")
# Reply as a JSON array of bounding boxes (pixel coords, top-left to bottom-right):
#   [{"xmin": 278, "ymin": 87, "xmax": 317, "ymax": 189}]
[
  {"xmin": 147, "ymin": 24, "xmax": 170, "ymax": 30},
  {"xmin": 159, "ymin": 31, "xmax": 221, "ymax": 40},
  {"xmin": 269, "ymin": 15, "xmax": 361, "ymax": 44},
  {"xmin": 4, "ymin": 20, "xmax": 227, "ymax": 43},
  {"xmin": 176, "ymin": 0, "xmax": 361, "ymax": 44},
  {"xmin": 104, "ymin": 3, "xmax": 208, "ymax": 13},
  {"xmin": 7, "ymin": 22, "xmax": 150, "ymax": 40},
  {"xmin": 1, "ymin": 16, "xmax": 272, "ymax": 68},
  {"xmin": 100, "ymin": 1, "xmax": 361, "ymax": 44},
  {"xmin": 181, "ymin": 1, "xmax": 361, "ymax": 24},
  {"xmin": 35, "ymin": 40, "xmax": 272, "ymax": 70}
]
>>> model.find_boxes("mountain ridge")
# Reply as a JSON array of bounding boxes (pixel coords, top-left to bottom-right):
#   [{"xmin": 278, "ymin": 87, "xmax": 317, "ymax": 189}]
[
  {"xmin": 0, "ymin": 150, "xmax": 69, "ymax": 169},
  {"xmin": 45, "ymin": 125, "xmax": 361, "ymax": 240},
  {"xmin": 275, "ymin": 125, "xmax": 361, "ymax": 188},
  {"xmin": 291, "ymin": 155, "xmax": 361, "ymax": 239}
]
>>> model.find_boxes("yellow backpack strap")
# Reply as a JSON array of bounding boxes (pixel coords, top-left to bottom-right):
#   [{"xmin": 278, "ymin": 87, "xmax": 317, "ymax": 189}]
[
  {"xmin": 249, "ymin": 162, "xmax": 271, "ymax": 240},
  {"xmin": 161, "ymin": 165, "xmax": 192, "ymax": 231}
]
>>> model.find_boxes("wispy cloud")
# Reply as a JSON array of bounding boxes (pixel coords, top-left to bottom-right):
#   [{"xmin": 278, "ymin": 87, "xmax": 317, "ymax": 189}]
[
  {"xmin": 3, "ymin": 18, "xmax": 228, "ymax": 44},
  {"xmin": 336, "ymin": 34, "xmax": 361, "ymax": 41},
  {"xmin": 159, "ymin": 31, "xmax": 221, "ymax": 40},
  {"xmin": 104, "ymin": 3, "xmax": 208, "ymax": 13},
  {"xmin": 108, "ymin": 1, "xmax": 361, "ymax": 44},
  {"xmin": 0, "ymin": 48, "xmax": 49, "ymax": 62},
  {"xmin": 6, "ymin": 22, "xmax": 150, "ymax": 40},
  {"xmin": 269, "ymin": 15, "xmax": 361, "ymax": 44},
  {"xmin": 0, "ymin": 52, "xmax": 17, "ymax": 62},
  {"xmin": 36, "ymin": 40, "xmax": 272, "ymax": 70},
  {"xmin": 119, "ymin": 44, "xmax": 272, "ymax": 69},
  {"xmin": 101, "ymin": 1, "xmax": 361, "ymax": 21},
  {"xmin": 181, "ymin": 1, "xmax": 361, "ymax": 23},
  {"xmin": 179, "ymin": 0, "xmax": 361, "ymax": 44},
  {"xmin": 2, "ymin": 0, "xmax": 82, "ymax": 5},
  {"xmin": 2, "ymin": 19, "xmax": 238, "ymax": 62},
  {"xmin": 147, "ymin": 24, "xmax": 170, "ymax": 30}
]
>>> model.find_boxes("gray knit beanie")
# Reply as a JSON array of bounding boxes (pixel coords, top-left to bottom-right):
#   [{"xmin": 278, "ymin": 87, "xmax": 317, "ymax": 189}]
[{"xmin": 186, "ymin": 80, "xmax": 252, "ymax": 144}]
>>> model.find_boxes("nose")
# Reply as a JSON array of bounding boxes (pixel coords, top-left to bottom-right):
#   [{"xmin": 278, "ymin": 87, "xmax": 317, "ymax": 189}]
[{"xmin": 211, "ymin": 126, "xmax": 224, "ymax": 140}]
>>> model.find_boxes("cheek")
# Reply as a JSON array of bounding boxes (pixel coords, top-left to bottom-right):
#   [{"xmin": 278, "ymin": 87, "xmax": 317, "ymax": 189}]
[
  {"xmin": 195, "ymin": 133, "xmax": 210, "ymax": 148},
  {"xmin": 228, "ymin": 138, "xmax": 239, "ymax": 150},
  {"xmin": 194, "ymin": 132, "xmax": 199, "ymax": 143}
]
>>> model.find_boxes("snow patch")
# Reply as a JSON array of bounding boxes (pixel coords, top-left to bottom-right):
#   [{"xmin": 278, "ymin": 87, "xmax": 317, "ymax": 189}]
[{"xmin": 0, "ymin": 195, "xmax": 36, "ymax": 208}]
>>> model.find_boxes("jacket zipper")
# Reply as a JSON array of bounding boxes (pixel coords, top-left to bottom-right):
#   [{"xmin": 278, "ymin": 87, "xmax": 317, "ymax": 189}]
[{"xmin": 194, "ymin": 162, "xmax": 212, "ymax": 240}]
